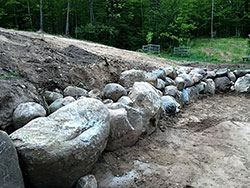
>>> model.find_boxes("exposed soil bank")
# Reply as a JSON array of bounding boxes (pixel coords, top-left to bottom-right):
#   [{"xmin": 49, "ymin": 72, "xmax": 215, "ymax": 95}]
[{"xmin": 93, "ymin": 94, "xmax": 250, "ymax": 188}]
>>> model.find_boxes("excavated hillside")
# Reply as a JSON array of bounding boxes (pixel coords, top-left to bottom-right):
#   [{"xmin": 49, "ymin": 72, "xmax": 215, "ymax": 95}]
[{"xmin": 1, "ymin": 28, "xmax": 250, "ymax": 188}]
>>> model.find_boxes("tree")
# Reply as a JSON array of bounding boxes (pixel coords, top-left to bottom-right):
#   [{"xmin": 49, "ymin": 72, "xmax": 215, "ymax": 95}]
[
  {"xmin": 211, "ymin": 0, "xmax": 214, "ymax": 39},
  {"xmin": 89, "ymin": 0, "xmax": 94, "ymax": 24},
  {"xmin": 39, "ymin": 0, "xmax": 43, "ymax": 31},
  {"xmin": 65, "ymin": 0, "xmax": 70, "ymax": 35}
]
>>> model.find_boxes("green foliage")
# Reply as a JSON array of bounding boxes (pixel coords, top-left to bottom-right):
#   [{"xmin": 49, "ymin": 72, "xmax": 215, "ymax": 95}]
[
  {"xmin": 146, "ymin": 32, "xmax": 153, "ymax": 44},
  {"xmin": 2, "ymin": 70, "xmax": 19, "ymax": 79}
]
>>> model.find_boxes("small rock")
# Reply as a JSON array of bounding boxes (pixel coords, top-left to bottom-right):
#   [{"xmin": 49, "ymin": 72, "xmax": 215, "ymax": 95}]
[
  {"xmin": 106, "ymin": 103, "xmax": 143, "ymax": 151},
  {"xmin": 152, "ymin": 68, "xmax": 166, "ymax": 80},
  {"xmin": 214, "ymin": 77, "xmax": 231, "ymax": 91},
  {"xmin": 165, "ymin": 77, "xmax": 176, "ymax": 86},
  {"xmin": 88, "ymin": 89, "xmax": 102, "ymax": 99},
  {"xmin": 216, "ymin": 68, "xmax": 228, "ymax": 77},
  {"xmin": 49, "ymin": 96, "xmax": 76, "ymax": 114},
  {"xmin": 76, "ymin": 175, "xmax": 97, "ymax": 188},
  {"xmin": 227, "ymin": 72, "xmax": 236, "ymax": 82},
  {"xmin": 156, "ymin": 79, "xmax": 166, "ymax": 91},
  {"xmin": 235, "ymin": 74, "xmax": 250, "ymax": 93},
  {"xmin": 104, "ymin": 83, "xmax": 127, "ymax": 102},
  {"xmin": 13, "ymin": 102, "xmax": 46, "ymax": 129},
  {"xmin": 204, "ymin": 79, "xmax": 216, "ymax": 94},
  {"xmin": 118, "ymin": 96, "xmax": 133, "ymax": 106},
  {"xmin": 43, "ymin": 91, "xmax": 63, "ymax": 104},
  {"xmin": 175, "ymin": 77, "xmax": 186, "ymax": 90},
  {"xmin": 195, "ymin": 82, "xmax": 207, "ymax": 93},
  {"xmin": 161, "ymin": 96, "xmax": 177, "ymax": 115},
  {"xmin": 0, "ymin": 131, "xmax": 25, "ymax": 188},
  {"xmin": 178, "ymin": 74, "xmax": 194, "ymax": 88},
  {"xmin": 64, "ymin": 86, "xmax": 88, "ymax": 98},
  {"xmin": 164, "ymin": 66, "xmax": 177, "ymax": 79},
  {"xmin": 119, "ymin": 69, "xmax": 146, "ymax": 88},
  {"xmin": 164, "ymin": 86, "xmax": 179, "ymax": 98}
]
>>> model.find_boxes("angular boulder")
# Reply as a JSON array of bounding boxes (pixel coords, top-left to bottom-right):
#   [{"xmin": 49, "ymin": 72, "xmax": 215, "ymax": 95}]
[
  {"xmin": 129, "ymin": 82, "xmax": 162, "ymax": 135},
  {"xmin": 214, "ymin": 77, "xmax": 231, "ymax": 91},
  {"xmin": 13, "ymin": 102, "xmax": 46, "ymax": 129},
  {"xmin": 119, "ymin": 69, "xmax": 146, "ymax": 88},
  {"xmin": 63, "ymin": 86, "xmax": 88, "ymax": 98},
  {"xmin": 10, "ymin": 97, "xmax": 110, "ymax": 188},
  {"xmin": 106, "ymin": 103, "xmax": 143, "ymax": 151},
  {"xmin": 0, "ymin": 131, "xmax": 25, "ymax": 188},
  {"xmin": 104, "ymin": 83, "xmax": 127, "ymax": 102},
  {"xmin": 235, "ymin": 74, "xmax": 250, "ymax": 93}
]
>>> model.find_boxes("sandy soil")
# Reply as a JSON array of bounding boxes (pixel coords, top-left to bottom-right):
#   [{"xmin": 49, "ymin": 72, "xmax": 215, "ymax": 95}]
[{"xmin": 93, "ymin": 94, "xmax": 250, "ymax": 188}]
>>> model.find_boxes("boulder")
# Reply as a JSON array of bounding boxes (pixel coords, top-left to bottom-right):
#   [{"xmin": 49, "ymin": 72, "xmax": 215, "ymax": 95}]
[
  {"xmin": 63, "ymin": 86, "xmax": 88, "ymax": 98},
  {"xmin": 204, "ymin": 79, "xmax": 216, "ymax": 94},
  {"xmin": 118, "ymin": 96, "xmax": 133, "ymax": 106},
  {"xmin": 175, "ymin": 77, "xmax": 186, "ymax": 90},
  {"xmin": 214, "ymin": 77, "xmax": 231, "ymax": 91},
  {"xmin": 190, "ymin": 68, "xmax": 207, "ymax": 77},
  {"xmin": 0, "ymin": 131, "xmax": 25, "ymax": 188},
  {"xmin": 206, "ymin": 71, "xmax": 216, "ymax": 79},
  {"xmin": 177, "ymin": 67, "xmax": 192, "ymax": 74},
  {"xmin": 178, "ymin": 73, "xmax": 195, "ymax": 88},
  {"xmin": 152, "ymin": 68, "xmax": 166, "ymax": 80},
  {"xmin": 235, "ymin": 74, "xmax": 250, "ymax": 93},
  {"xmin": 13, "ymin": 102, "xmax": 46, "ymax": 129},
  {"xmin": 195, "ymin": 82, "xmax": 207, "ymax": 94},
  {"xmin": 164, "ymin": 85, "xmax": 179, "ymax": 98},
  {"xmin": 76, "ymin": 175, "xmax": 97, "ymax": 188},
  {"xmin": 129, "ymin": 82, "xmax": 162, "ymax": 135},
  {"xmin": 145, "ymin": 72, "xmax": 157, "ymax": 86},
  {"xmin": 186, "ymin": 86, "xmax": 199, "ymax": 101},
  {"xmin": 227, "ymin": 72, "xmax": 236, "ymax": 82},
  {"xmin": 165, "ymin": 77, "xmax": 176, "ymax": 86},
  {"xmin": 216, "ymin": 68, "xmax": 228, "ymax": 77},
  {"xmin": 119, "ymin": 69, "xmax": 146, "ymax": 88},
  {"xmin": 0, "ymin": 79, "xmax": 40, "ymax": 132},
  {"xmin": 106, "ymin": 103, "xmax": 143, "ymax": 151},
  {"xmin": 103, "ymin": 99, "xmax": 114, "ymax": 105},
  {"xmin": 10, "ymin": 97, "xmax": 110, "ymax": 188},
  {"xmin": 164, "ymin": 66, "xmax": 177, "ymax": 79},
  {"xmin": 156, "ymin": 79, "xmax": 166, "ymax": 91},
  {"xmin": 161, "ymin": 96, "xmax": 177, "ymax": 115},
  {"xmin": 191, "ymin": 73, "xmax": 203, "ymax": 83},
  {"xmin": 49, "ymin": 96, "xmax": 76, "ymax": 114},
  {"xmin": 181, "ymin": 89, "xmax": 189, "ymax": 105},
  {"xmin": 104, "ymin": 83, "xmax": 127, "ymax": 102},
  {"xmin": 233, "ymin": 70, "xmax": 250, "ymax": 78},
  {"xmin": 43, "ymin": 91, "xmax": 63, "ymax": 104}
]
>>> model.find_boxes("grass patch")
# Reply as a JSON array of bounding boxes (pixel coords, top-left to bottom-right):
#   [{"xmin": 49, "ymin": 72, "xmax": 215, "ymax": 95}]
[
  {"xmin": 156, "ymin": 38, "xmax": 249, "ymax": 64},
  {"xmin": 2, "ymin": 70, "xmax": 20, "ymax": 79}
]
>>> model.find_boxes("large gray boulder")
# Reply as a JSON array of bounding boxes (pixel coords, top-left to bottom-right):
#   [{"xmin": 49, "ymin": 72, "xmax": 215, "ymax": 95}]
[
  {"xmin": 233, "ymin": 70, "xmax": 250, "ymax": 77},
  {"xmin": 164, "ymin": 66, "xmax": 177, "ymax": 79},
  {"xmin": 13, "ymin": 102, "xmax": 46, "ymax": 129},
  {"xmin": 161, "ymin": 96, "xmax": 177, "ymax": 115},
  {"xmin": 235, "ymin": 74, "xmax": 250, "ymax": 93},
  {"xmin": 204, "ymin": 79, "xmax": 216, "ymax": 94},
  {"xmin": 49, "ymin": 96, "xmax": 76, "ymax": 114},
  {"xmin": 164, "ymin": 85, "xmax": 179, "ymax": 98},
  {"xmin": 76, "ymin": 175, "xmax": 97, "ymax": 188},
  {"xmin": 152, "ymin": 68, "xmax": 166, "ymax": 80},
  {"xmin": 214, "ymin": 77, "xmax": 231, "ymax": 91},
  {"xmin": 43, "ymin": 91, "xmax": 63, "ymax": 104},
  {"xmin": 227, "ymin": 72, "xmax": 236, "ymax": 82},
  {"xmin": 156, "ymin": 79, "xmax": 166, "ymax": 91},
  {"xmin": 186, "ymin": 86, "xmax": 199, "ymax": 101},
  {"xmin": 178, "ymin": 73, "xmax": 194, "ymax": 88},
  {"xmin": 0, "ymin": 131, "xmax": 25, "ymax": 188},
  {"xmin": 165, "ymin": 77, "xmax": 176, "ymax": 86},
  {"xmin": 10, "ymin": 97, "xmax": 110, "ymax": 188},
  {"xmin": 104, "ymin": 83, "xmax": 127, "ymax": 102},
  {"xmin": 118, "ymin": 96, "xmax": 133, "ymax": 107},
  {"xmin": 63, "ymin": 86, "xmax": 88, "ymax": 98},
  {"xmin": 206, "ymin": 71, "xmax": 216, "ymax": 79},
  {"xmin": 106, "ymin": 103, "xmax": 143, "ymax": 151},
  {"xmin": 175, "ymin": 77, "xmax": 186, "ymax": 90},
  {"xmin": 119, "ymin": 69, "xmax": 146, "ymax": 88},
  {"xmin": 129, "ymin": 82, "xmax": 162, "ymax": 135},
  {"xmin": 216, "ymin": 68, "xmax": 228, "ymax": 77},
  {"xmin": 195, "ymin": 82, "xmax": 207, "ymax": 94}
]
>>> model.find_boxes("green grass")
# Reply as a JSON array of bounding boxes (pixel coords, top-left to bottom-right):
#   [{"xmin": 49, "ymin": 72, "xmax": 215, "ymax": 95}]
[
  {"xmin": 158, "ymin": 38, "xmax": 249, "ymax": 64},
  {"xmin": 2, "ymin": 70, "xmax": 20, "ymax": 79}
]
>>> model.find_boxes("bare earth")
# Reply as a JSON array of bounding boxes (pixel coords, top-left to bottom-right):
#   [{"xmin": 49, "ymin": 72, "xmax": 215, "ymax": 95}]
[{"xmin": 93, "ymin": 94, "xmax": 250, "ymax": 188}]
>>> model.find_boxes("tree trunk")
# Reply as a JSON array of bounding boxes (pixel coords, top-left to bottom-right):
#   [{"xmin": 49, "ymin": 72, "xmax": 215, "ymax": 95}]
[
  {"xmin": 40, "ymin": 0, "xmax": 43, "ymax": 31},
  {"xmin": 211, "ymin": 0, "xmax": 214, "ymax": 39},
  {"xmin": 65, "ymin": 0, "xmax": 70, "ymax": 35},
  {"xmin": 89, "ymin": 0, "xmax": 94, "ymax": 25},
  {"xmin": 26, "ymin": 0, "xmax": 32, "ymax": 29}
]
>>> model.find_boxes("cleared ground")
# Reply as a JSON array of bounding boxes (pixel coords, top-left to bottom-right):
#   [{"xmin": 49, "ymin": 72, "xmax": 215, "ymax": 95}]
[{"xmin": 93, "ymin": 94, "xmax": 250, "ymax": 188}]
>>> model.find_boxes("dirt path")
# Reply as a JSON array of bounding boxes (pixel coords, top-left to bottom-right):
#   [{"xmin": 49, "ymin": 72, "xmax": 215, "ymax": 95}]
[{"xmin": 93, "ymin": 94, "xmax": 250, "ymax": 188}]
